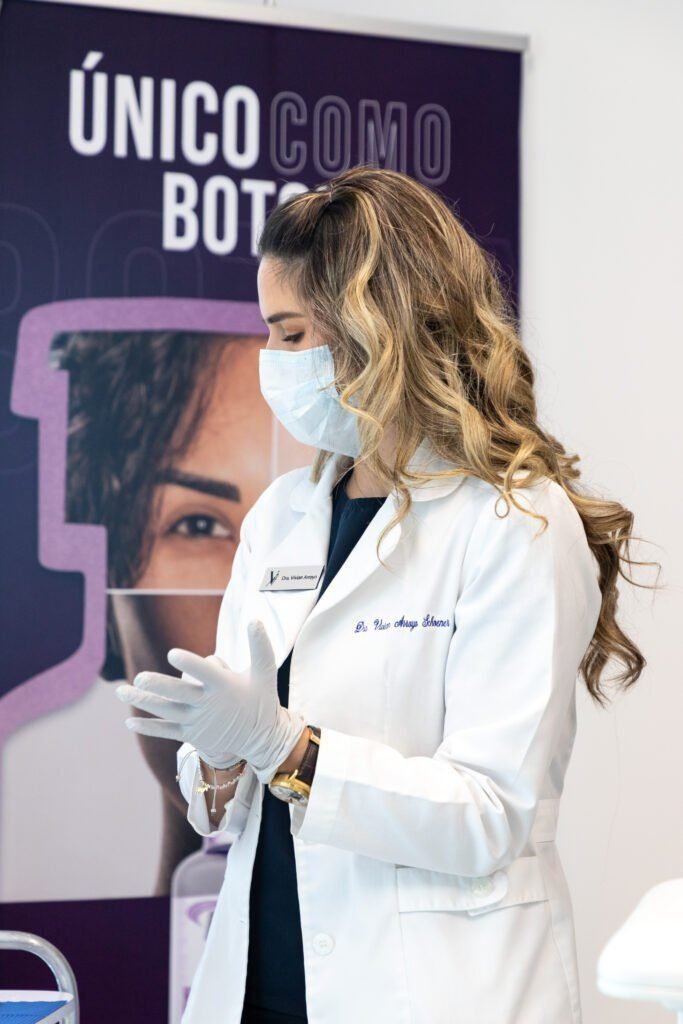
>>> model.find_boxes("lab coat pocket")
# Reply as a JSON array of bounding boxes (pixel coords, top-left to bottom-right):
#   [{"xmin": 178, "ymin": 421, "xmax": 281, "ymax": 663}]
[
  {"xmin": 395, "ymin": 854, "xmax": 576, "ymax": 1024},
  {"xmin": 396, "ymin": 853, "xmax": 548, "ymax": 916}
]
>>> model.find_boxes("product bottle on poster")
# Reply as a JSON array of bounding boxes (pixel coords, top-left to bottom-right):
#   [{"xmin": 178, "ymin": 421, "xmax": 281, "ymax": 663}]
[{"xmin": 168, "ymin": 832, "xmax": 231, "ymax": 1024}]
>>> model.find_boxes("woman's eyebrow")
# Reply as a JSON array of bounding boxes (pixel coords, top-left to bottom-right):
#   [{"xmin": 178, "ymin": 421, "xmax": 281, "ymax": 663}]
[
  {"xmin": 154, "ymin": 467, "xmax": 241, "ymax": 502},
  {"xmin": 262, "ymin": 311, "xmax": 304, "ymax": 324}
]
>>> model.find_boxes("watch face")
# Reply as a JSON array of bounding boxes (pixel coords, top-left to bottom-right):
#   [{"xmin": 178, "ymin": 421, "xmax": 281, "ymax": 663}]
[{"xmin": 269, "ymin": 784, "xmax": 309, "ymax": 805}]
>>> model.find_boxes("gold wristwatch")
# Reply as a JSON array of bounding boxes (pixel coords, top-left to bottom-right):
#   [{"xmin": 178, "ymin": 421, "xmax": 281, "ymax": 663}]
[{"xmin": 268, "ymin": 725, "xmax": 321, "ymax": 805}]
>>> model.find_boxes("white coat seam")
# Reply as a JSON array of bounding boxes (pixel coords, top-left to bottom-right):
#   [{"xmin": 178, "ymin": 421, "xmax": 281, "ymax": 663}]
[{"xmin": 537, "ymin": 844, "xmax": 582, "ymax": 1024}]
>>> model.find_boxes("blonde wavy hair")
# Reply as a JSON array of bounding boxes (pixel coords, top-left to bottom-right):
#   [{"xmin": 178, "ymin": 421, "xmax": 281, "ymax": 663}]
[{"xmin": 257, "ymin": 165, "xmax": 661, "ymax": 707}]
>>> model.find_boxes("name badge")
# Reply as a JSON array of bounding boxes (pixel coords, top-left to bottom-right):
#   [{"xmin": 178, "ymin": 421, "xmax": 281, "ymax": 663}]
[{"xmin": 259, "ymin": 564, "xmax": 325, "ymax": 591}]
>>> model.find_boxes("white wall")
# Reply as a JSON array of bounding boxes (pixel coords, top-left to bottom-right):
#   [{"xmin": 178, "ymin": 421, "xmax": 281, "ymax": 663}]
[{"xmin": 250, "ymin": 1, "xmax": 681, "ymax": 1021}]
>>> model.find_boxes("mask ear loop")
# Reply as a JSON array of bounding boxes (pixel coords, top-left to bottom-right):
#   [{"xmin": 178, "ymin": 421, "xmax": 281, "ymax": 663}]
[{"xmin": 310, "ymin": 343, "xmax": 337, "ymax": 396}]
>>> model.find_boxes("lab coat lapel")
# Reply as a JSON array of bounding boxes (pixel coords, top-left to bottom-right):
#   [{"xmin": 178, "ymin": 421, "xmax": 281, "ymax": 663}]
[
  {"xmin": 249, "ymin": 454, "xmax": 339, "ymax": 668},
  {"xmin": 251, "ymin": 439, "xmax": 466, "ymax": 667}
]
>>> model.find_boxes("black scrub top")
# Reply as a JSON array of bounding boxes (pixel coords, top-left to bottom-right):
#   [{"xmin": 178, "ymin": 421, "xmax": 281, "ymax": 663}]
[{"xmin": 241, "ymin": 468, "xmax": 386, "ymax": 1023}]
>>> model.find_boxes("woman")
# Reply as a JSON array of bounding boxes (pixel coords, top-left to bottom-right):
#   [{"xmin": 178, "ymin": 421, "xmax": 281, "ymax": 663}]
[{"xmin": 116, "ymin": 166, "xmax": 658, "ymax": 1024}]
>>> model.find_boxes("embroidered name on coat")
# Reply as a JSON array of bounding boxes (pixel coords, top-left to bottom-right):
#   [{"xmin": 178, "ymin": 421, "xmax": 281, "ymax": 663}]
[{"xmin": 353, "ymin": 614, "xmax": 451, "ymax": 633}]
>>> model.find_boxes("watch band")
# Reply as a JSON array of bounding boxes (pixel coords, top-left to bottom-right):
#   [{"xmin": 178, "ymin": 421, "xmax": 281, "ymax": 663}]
[
  {"xmin": 269, "ymin": 725, "xmax": 321, "ymax": 800},
  {"xmin": 295, "ymin": 725, "xmax": 321, "ymax": 788}
]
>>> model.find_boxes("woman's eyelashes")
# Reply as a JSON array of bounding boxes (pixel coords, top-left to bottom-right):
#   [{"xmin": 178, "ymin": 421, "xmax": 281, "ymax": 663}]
[
  {"xmin": 168, "ymin": 513, "xmax": 235, "ymax": 541},
  {"xmin": 283, "ymin": 332, "xmax": 304, "ymax": 344}
]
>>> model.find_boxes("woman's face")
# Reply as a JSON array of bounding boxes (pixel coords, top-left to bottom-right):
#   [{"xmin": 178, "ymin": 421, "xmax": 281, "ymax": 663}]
[
  {"xmin": 111, "ymin": 335, "xmax": 272, "ymax": 811},
  {"xmin": 257, "ymin": 256, "xmax": 325, "ymax": 353},
  {"xmin": 131, "ymin": 336, "xmax": 272, "ymax": 592}
]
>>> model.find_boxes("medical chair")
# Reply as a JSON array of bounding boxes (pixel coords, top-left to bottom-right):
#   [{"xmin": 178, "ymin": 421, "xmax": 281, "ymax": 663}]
[
  {"xmin": 597, "ymin": 878, "xmax": 683, "ymax": 1022},
  {"xmin": 0, "ymin": 930, "xmax": 78, "ymax": 1023}
]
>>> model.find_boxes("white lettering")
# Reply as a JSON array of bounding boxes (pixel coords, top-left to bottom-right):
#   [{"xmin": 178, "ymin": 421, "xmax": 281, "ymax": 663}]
[
  {"xmin": 69, "ymin": 51, "xmax": 107, "ymax": 156},
  {"xmin": 162, "ymin": 172, "xmax": 199, "ymax": 250}
]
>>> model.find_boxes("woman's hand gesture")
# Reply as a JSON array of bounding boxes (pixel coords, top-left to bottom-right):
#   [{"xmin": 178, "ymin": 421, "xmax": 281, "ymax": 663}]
[{"xmin": 115, "ymin": 619, "xmax": 307, "ymax": 784}]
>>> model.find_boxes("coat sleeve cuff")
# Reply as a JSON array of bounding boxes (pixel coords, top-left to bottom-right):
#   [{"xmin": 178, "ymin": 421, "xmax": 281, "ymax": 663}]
[
  {"xmin": 177, "ymin": 742, "xmax": 256, "ymax": 839},
  {"xmin": 289, "ymin": 726, "xmax": 349, "ymax": 844}
]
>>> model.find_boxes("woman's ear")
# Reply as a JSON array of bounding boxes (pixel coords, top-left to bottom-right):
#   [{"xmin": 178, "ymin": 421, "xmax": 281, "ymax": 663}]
[{"xmin": 101, "ymin": 593, "xmax": 127, "ymax": 682}]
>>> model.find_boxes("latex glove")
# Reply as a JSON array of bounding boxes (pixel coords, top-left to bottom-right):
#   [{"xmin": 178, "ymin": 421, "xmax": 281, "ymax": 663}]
[
  {"xmin": 115, "ymin": 619, "xmax": 307, "ymax": 784},
  {"xmin": 116, "ymin": 664, "xmax": 240, "ymax": 770}
]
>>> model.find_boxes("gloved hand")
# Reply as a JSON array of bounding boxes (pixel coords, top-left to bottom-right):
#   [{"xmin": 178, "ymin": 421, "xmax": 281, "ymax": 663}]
[{"xmin": 115, "ymin": 619, "xmax": 307, "ymax": 784}]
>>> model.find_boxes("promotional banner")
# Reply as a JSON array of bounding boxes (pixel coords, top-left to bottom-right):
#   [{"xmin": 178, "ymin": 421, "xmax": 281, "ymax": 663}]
[{"xmin": 0, "ymin": 0, "xmax": 522, "ymax": 1018}]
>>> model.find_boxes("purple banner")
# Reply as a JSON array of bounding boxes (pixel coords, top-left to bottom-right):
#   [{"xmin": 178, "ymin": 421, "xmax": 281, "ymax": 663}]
[{"xmin": 0, "ymin": 1, "xmax": 521, "ymax": 1020}]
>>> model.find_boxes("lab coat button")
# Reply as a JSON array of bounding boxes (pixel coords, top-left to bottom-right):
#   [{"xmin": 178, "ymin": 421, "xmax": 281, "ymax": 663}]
[
  {"xmin": 312, "ymin": 932, "xmax": 335, "ymax": 955},
  {"xmin": 469, "ymin": 876, "xmax": 494, "ymax": 896}
]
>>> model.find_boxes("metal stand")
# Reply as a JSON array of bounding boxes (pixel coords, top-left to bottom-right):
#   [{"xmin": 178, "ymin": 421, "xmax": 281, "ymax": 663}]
[{"xmin": 0, "ymin": 930, "xmax": 79, "ymax": 1023}]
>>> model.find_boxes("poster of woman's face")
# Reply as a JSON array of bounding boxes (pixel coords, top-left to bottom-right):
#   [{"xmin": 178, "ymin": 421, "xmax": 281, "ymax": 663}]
[{"xmin": 41, "ymin": 327, "xmax": 311, "ymax": 894}]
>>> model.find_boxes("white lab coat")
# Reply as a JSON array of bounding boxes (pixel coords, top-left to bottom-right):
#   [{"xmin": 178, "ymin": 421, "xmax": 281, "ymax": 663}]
[{"xmin": 177, "ymin": 438, "xmax": 602, "ymax": 1024}]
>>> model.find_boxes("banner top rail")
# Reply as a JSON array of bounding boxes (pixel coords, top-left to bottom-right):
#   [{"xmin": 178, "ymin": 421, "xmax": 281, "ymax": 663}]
[{"xmin": 16, "ymin": 0, "xmax": 529, "ymax": 52}]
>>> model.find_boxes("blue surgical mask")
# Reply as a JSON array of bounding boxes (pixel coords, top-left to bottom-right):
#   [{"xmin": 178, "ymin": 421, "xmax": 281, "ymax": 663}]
[{"xmin": 258, "ymin": 344, "xmax": 362, "ymax": 458}]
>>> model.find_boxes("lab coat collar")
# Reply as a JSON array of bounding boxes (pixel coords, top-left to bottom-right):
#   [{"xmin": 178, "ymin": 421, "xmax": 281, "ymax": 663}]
[
  {"xmin": 288, "ymin": 436, "xmax": 467, "ymax": 512},
  {"xmin": 253, "ymin": 439, "xmax": 467, "ymax": 666}
]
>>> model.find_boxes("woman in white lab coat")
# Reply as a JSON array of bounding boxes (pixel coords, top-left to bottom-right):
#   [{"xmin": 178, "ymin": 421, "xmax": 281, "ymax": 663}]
[{"xmin": 116, "ymin": 166, "xmax": 654, "ymax": 1024}]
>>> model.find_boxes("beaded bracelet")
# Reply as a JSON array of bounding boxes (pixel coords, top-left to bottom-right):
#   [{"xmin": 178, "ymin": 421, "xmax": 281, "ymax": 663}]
[{"xmin": 175, "ymin": 748, "xmax": 248, "ymax": 815}]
